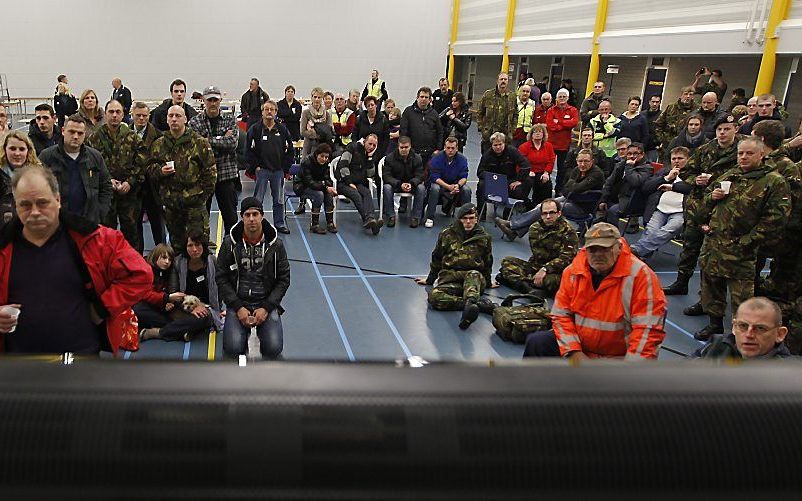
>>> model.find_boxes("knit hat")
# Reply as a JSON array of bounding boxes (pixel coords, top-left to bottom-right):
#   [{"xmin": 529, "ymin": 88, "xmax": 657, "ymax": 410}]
[
  {"xmin": 240, "ymin": 197, "xmax": 264, "ymax": 216},
  {"xmin": 456, "ymin": 203, "xmax": 477, "ymax": 219}
]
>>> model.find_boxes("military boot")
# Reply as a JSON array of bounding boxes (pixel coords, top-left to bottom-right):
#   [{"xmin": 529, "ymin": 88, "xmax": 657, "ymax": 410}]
[
  {"xmin": 325, "ymin": 211, "xmax": 338, "ymax": 233},
  {"xmin": 475, "ymin": 297, "xmax": 497, "ymax": 315},
  {"xmin": 459, "ymin": 299, "xmax": 480, "ymax": 330},
  {"xmin": 663, "ymin": 273, "xmax": 691, "ymax": 295},
  {"xmin": 310, "ymin": 210, "xmax": 326, "ymax": 234},
  {"xmin": 694, "ymin": 316, "xmax": 724, "ymax": 342},
  {"xmin": 683, "ymin": 301, "xmax": 705, "ymax": 316}
]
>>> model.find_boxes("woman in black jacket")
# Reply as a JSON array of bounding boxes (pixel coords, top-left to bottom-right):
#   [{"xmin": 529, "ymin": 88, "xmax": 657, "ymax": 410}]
[
  {"xmin": 297, "ymin": 143, "xmax": 337, "ymax": 234},
  {"xmin": 442, "ymin": 91, "xmax": 472, "ymax": 152}
]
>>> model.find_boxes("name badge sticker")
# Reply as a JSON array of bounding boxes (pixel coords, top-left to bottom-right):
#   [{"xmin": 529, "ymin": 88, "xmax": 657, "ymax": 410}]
[
  {"xmin": 230, "ymin": 264, "xmax": 238, "ymax": 271},
  {"xmin": 196, "ymin": 275, "xmax": 205, "ymax": 283}
]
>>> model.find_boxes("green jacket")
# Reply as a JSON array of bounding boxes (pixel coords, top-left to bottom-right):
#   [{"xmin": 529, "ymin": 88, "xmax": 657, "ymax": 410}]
[
  {"xmin": 654, "ymin": 99, "xmax": 696, "ymax": 147},
  {"xmin": 478, "ymin": 87, "xmax": 517, "ymax": 142},
  {"xmin": 765, "ymin": 150, "xmax": 802, "ymax": 248},
  {"xmin": 681, "ymin": 136, "xmax": 741, "ymax": 225},
  {"xmin": 148, "ymin": 128, "xmax": 217, "ymax": 207},
  {"xmin": 87, "ymin": 123, "xmax": 147, "ymax": 190},
  {"xmin": 699, "ymin": 164, "xmax": 791, "ymax": 279},
  {"xmin": 527, "ymin": 217, "xmax": 578, "ymax": 274},
  {"xmin": 426, "ymin": 221, "xmax": 493, "ymax": 285}
]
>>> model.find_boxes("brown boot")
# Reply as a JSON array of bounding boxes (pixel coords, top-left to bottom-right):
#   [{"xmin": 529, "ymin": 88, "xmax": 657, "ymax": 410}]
[
  {"xmin": 139, "ymin": 327, "xmax": 160, "ymax": 341},
  {"xmin": 310, "ymin": 210, "xmax": 326, "ymax": 234},
  {"xmin": 325, "ymin": 211, "xmax": 338, "ymax": 233}
]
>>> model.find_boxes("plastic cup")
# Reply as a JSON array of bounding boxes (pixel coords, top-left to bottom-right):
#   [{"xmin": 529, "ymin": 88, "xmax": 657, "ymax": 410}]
[
  {"xmin": 166, "ymin": 161, "xmax": 175, "ymax": 171},
  {"xmin": 0, "ymin": 305, "xmax": 20, "ymax": 333},
  {"xmin": 719, "ymin": 181, "xmax": 731, "ymax": 194}
]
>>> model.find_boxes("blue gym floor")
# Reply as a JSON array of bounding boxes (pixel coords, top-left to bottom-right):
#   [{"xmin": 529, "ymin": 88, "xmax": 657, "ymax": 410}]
[{"xmin": 124, "ymin": 125, "xmax": 715, "ymax": 362}]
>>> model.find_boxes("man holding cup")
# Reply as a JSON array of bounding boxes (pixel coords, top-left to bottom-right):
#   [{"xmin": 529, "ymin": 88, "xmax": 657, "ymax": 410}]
[
  {"xmin": 662, "ymin": 115, "xmax": 741, "ymax": 301},
  {"xmin": 694, "ymin": 137, "xmax": 791, "ymax": 340}
]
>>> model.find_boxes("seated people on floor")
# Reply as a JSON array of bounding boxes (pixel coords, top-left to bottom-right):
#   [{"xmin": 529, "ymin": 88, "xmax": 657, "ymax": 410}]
[
  {"xmin": 382, "ymin": 136, "xmax": 426, "ymax": 228},
  {"xmin": 597, "ymin": 142, "xmax": 653, "ymax": 227},
  {"xmin": 694, "ymin": 297, "xmax": 792, "ymax": 359},
  {"xmin": 297, "ymin": 143, "xmax": 337, "ymax": 235},
  {"xmin": 415, "ymin": 204, "xmax": 495, "ymax": 330},
  {"xmin": 423, "ymin": 137, "xmax": 470, "ymax": 228},
  {"xmin": 496, "ymin": 198, "xmax": 578, "ymax": 297},
  {"xmin": 630, "ymin": 146, "xmax": 692, "ymax": 259},
  {"xmin": 0, "ymin": 165, "xmax": 152, "ymax": 355},
  {"xmin": 216, "ymin": 197, "xmax": 290, "ymax": 360},
  {"xmin": 335, "ymin": 134, "xmax": 383, "ymax": 235},
  {"xmin": 517, "ymin": 123, "xmax": 555, "ymax": 208},
  {"xmin": 135, "ymin": 238, "xmax": 219, "ymax": 342},
  {"xmin": 523, "ymin": 222, "xmax": 666, "ymax": 359},
  {"xmin": 495, "ymin": 148, "xmax": 604, "ymax": 240},
  {"xmin": 476, "ymin": 132, "xmax": 531, "ymax": 217}
]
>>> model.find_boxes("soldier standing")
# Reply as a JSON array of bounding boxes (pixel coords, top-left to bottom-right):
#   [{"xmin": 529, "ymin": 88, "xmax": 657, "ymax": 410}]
[
  {"xmin": 477, "ymin": 73, "xmax": 517, "ymax": 154},
  {"xmin": 496, "ymin": 198, "xmax": 578, "ymax": 297},
  {"xmin": 654, "ymin": 86, "xmax": 697, "ymax": 149},
  {"xmin": 87, "ymin": 100, "xmax": 147, "ymax": 253},
  {"xmin": 663, "ymin": 115, "xmax": 741, "ymax": 305},
  {"xmin": 415, "ymin": 204, "xmax": 496, "ymax": 330},
  {"xmin": 149, "ymin": 105, "xmax": 217, "ymax": 253},
  {"xmin": 695, "ymin": 137, "xmax": 790, "ymax": 340}
]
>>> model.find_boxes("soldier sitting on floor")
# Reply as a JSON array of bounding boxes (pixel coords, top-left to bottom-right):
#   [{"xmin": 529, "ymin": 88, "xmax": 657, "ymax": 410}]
[
  {"xmin": 496, "ymin": 198, "xmax": 578, "ymax": 297},
  {"xmin": 415, "ymin": 204, "xmax": 496, "ymax": 330}
]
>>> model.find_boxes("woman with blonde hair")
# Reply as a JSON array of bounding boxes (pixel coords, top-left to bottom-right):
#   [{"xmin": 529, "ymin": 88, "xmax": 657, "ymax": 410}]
[
  {"xmin": 0, "ymin": 131, "xmax": 42, "ymax": 223},
  {"xmin": 78, "ymin": 89, "xmax": 105, "ymax": 135},
  {"xmin": 300, "ymin": 86, "xmax": 333, "ymax": 158}
]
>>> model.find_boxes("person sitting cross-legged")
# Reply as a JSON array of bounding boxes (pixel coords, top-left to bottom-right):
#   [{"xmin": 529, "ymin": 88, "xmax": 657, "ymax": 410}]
[
  {"xmin": 415, "ymin": 204, "xmax": 496, "ymax": 330},
  {"xmin": 497, "ymin": 198, "xmax": 578, "ymax": 297},
  {"xmin": 423, "ymin": 137, "xmax": 471, "ymax": 228}
]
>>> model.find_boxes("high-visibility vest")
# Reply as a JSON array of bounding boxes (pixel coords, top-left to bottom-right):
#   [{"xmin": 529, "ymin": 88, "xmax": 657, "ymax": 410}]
[
  {"xmin": 366, "ymin": 78, "xmax": 384, "ymax": 99},
  {"xmin": 331, "ymin": 108, "xmax": 353, "ymax": 145},
  {"xmin": 516, "ymin": 100, "xmax": 535, "ymax": 134}
]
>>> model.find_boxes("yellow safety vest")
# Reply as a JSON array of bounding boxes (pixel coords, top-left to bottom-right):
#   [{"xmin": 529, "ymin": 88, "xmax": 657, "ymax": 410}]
[
  {"xmin": 366, "ymin": 78, "xmax": 384, "ymax": 99},
  {"xmin": 331, "ymin": 108, "xmax": 353, "ymax": 145},
  {"xmin": 516, "ymin": 101, "xmax": 535, "ymax": 133}
]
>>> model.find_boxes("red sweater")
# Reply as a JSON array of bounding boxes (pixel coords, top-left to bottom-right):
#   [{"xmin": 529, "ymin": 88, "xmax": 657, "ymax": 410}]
[
  {"xmin": 518, "ymin": 140, "xmax": 556, "ymax": 174},
  {"xmin": 546, "ymin": 104, "xmax": 579, "ymax": 151}
]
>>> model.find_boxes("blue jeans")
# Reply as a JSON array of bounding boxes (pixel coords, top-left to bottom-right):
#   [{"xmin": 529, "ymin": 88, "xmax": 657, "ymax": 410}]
[
  {"xmin": 223, "ymin": 309, "xmax": 283, "ymax": 359},
  {"xmin": 630, "ymin": 210, "xmax": 684, "ymax": 256},
  {"xmin": 382, "ymin": 183, "xmax": 426, "ymax": 219},
  {"xmin": 424, "ymin": 183, "xmax": 472, "ymax": 220},
  {"xmin": 253, "ymin": 168, "xmax": 286, "ymax": 228}
]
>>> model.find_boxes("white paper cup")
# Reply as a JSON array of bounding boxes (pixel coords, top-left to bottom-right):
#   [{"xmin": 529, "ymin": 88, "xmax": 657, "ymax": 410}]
[
  {"xmin": 0, "ymin": 305, "xmax": 20, "ymax": 333},
  {"xmin": 166, "ymin": 161, "xmax": 175, "ymax": 170},
  {"xmin": 719, "ymin": 181, "xmax": 731, "ymax": 194}
]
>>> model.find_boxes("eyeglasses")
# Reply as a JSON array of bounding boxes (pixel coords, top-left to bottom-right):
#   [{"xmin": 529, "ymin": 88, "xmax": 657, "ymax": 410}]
[
  {"xmin": 732, "ymin": 321, "xmax": 778, "ymax": 335},
  {"xmin": 542, "ymin": 210, "xmax": 559, "ymax": 216}
]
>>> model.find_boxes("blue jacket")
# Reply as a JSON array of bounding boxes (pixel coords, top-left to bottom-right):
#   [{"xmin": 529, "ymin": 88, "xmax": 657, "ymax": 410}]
[{"xmin": 428, "ymin": 151, "xmax": 468, "ymax": 186}]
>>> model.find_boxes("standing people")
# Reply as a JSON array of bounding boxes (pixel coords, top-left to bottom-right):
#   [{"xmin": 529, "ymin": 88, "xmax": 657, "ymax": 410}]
[
  {"xmin": 240, "ymin": 78, "xmax": 270, "ymax": 128},
  {"xmin": 150, "ymin": 79, "xmax": 198, "ymax": 132},
  {"xmin": 130, "ymin": 102, "xmax": 166, "ymax": 246},
  {"xmin": 512, "ymin": 85, "xmax": 536, "ymax": 148},
  {"xmin": 442, "ymin": 92, "xmax": 472, "ymax": 152},
  {"xmin": 300, "ymin": 87, "xmax": 333, "ymax": 159},
  {"xmin": 432, "ymin": 78, "xmax": 454, "ymax": 114},
  {"xmin": 618, "ymin": 96, "xmax": 650, "ymax": 145},
  {"xmin": 331, "ymin": 93, "xmax": 356, "ymax": 157},
  {"xmin": 589, "ymin": 100, "xmax": 622, "ymax": 158},
  {"xmin": 28, "ymin": 104, "xmax": 62, "ymax": 154},
  {"xmin": 580, "ymin": 81, "xmax": 607, "ymax": 126},
  {"xmin": 0, "ymin": 132, "xmax": 42, "ymax": 223},
  {"xmin": 53, "ymin": 75, "xmax": 78, "ymax": 128},
  {"xmin": 111, "ymin": 78, "xmax": 133, "ymax": 123},
  {"xmin": 478, "ymin": 72, "xmax": 517, "ymax": 154},
  {"xmin": 400, "ymin": 86, "xmax": 443, "ymax": 167},
  {"xmin": 643, "ymin": 94, "xmax": 663, "ymax": 161},
  {"xmin": 546, "ymin": 88, "xmax": 579, "ymax": 195},
  {"xmin": 361, "ymin": 69, "xmax": 389, "ymax": 109},
  {"xmin": 354, "ymin": 96, "xmax": 388, "ymax": 159},
  {"xmin": 276, "ymin": 85, "xmax": 303, "ymax": 141},
  {"xmin": 655, "ymin": 86, "xmax": 697, "ymax": 147},
  {"xmin": 77, "ymin": 89, "xmax": 105, "ymax": 136}
]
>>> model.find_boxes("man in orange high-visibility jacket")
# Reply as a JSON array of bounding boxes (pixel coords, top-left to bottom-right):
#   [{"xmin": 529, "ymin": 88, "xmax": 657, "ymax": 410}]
[{"xmin": 523, "ymin": 222, "xmax": 666, "ymax": 359}]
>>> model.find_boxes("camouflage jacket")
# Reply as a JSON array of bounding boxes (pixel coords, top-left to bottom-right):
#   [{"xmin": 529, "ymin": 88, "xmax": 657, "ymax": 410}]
[
  {"xmin": 148, "ymin": 128, "xmax": 217, "ymax": 207},
  {"xmin": 527, "ymin": 217, "xmax": 579, "ymax": 274},
  {"xmin": 477, "ymin": 87, "xmax": 517, "ymax": 142},
  {"xmin": 654, "ymin": 99, "xmax": 696, "ymax": 147},
  {"xmin": 87, "ymin": 123, "xmax": 147, "ymax": 190},
  {"xmin": 426, "ymin": 221, "xmax": 493, "ymax": 285},
  {"xmin": 699, "ymin": 164, "xmax": 790, "ymax": 279},
  {"xmin": 765, "ymin": 150, "xmax": 802, "ymax": 239},
  {"xmin": 681, "ymin": 136, "xmax": 741, "ymax": 224}
]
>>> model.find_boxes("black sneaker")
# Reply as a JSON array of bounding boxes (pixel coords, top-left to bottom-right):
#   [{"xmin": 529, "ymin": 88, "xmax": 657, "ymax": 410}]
[
  {"xmin": 409, "ymin": 218, "xmax": 419, "ymax": 228},
  {"xmin": 459, "ymin": 300, "xmax": 480, "ymax": 330},
  {"xmin": 277, "ymin": 226, "xmax": 291, "ymax": 235},
  {"xmin": 694, "ymin": 323, "xmax": 723, "ymax": 342},
  {"xmin": 683, "ymin": 302, "xmax": 705, "ymax": 316},
  {"xmin": 294, "ymin": 206, "xmax": 306, "ymax": 215},
  {"xmin": 371, "ymin": 218, "xmax": 383, "ymax": 235},
  {"xmin": 387, "ymin": 216, "xmax": 396, "ymax": 228}
]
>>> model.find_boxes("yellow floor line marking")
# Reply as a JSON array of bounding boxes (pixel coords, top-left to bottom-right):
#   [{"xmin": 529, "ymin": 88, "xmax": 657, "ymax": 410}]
[{"xmin": 208, "ymin": 211, "xmax": 224, "ymax": 360}]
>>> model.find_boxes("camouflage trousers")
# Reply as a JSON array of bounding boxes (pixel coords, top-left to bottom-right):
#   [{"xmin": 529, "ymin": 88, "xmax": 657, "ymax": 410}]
[
  {"xmin": 164, "ymin": 203, "xmax": 209, "ymax": 254},
  {"xmin": 428, "ymin": 270, "xmax": 486, "ymax": 311},
  {"xmin": 700, "ymin": 271, "xmax": 754, "ymax": 319},
  {"xmin": 676, "ymin": 222, "xmax": 705, "ymax": 277},
  {"xmin": 103, "ymin": 191, "xmax": 143, "ymax": 254},
  {"xmin": 499, "ymin": 257, "xmax": 561, "ymax": 294}
]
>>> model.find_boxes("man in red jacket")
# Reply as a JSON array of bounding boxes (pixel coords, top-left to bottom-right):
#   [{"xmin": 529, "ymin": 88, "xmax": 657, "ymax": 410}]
[
  {"xmin": 523, "ymin": 222, "xmax": 666, "ymax": 359},
  {"xmin": 546, "ymin": 88, "xmax": 579, "ymax": 195},
  {"xmin": 0, "ymin": 165, "xmax": 152, "ymax": 356}
]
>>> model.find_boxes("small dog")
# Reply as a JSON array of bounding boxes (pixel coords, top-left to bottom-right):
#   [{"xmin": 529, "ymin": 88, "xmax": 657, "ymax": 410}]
[{"xmin": 181, "ymin": 295, "xmax": 203, "ymax": 313}]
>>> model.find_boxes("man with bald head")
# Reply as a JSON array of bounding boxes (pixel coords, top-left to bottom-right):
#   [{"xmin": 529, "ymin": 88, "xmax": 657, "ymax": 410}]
[
  {"xmin": 533, "ymin": 92, "xmax": 552, "ymax": 125},
  {"xmin": 111, "ymin": 78, "xmax": 132, "ymax": 123},
  {"xmin": 149, "ymin": 105, "xmax": 217, "ymax": 253},
  {"xmin": 697, "ymin": 91, "xmax": 728, "ymax": 140}
]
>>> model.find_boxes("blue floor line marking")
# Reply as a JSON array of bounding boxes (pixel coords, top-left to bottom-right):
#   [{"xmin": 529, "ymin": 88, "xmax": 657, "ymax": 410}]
[
  {"xmin": 665, "ymin": 318, "xmax": 701, "ymax": 342},
  {"xmin": 335, "ymin": 233, "xmax": 414, "ymax": 359},
  {"xmin": 287, "ymin": 200, "xmax": 356, "ymax": 361},
  {"xmin": 123, "ymin": 350, "xmax": 131, "ymax": 360},
  {"xmin": 182, "ymin": 340, "xmax": 191, "ymax": 360},
  {"xmin": 321, "ymin": 274, "xmax": 426, "ymax": 279}
]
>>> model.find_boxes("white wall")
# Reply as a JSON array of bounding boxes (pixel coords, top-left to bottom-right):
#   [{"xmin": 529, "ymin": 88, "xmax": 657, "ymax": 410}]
[{"xmin": 3, "ymin": 0, "xmax": 451, "ymax": 106}]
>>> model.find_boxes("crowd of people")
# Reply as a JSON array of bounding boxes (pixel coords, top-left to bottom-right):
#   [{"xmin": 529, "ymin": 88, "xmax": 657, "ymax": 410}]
[{"xmin": 0, "ymin": 64, "xmax": 799, "ymax": 361}]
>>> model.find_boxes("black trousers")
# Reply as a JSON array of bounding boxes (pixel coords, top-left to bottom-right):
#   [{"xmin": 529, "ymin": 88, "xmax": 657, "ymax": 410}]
[
  {"xmin": 554, "ymin": 150, "xmax": 569, "ymax": 195},
  {"xmin": 133, "ymin": 302, "xmax": 211, "ymax": 342},
  {"xmin": 206, "ymin": 178, "xmax": 240, "ymax": 235},
  {"xmin": 138, "ymin": 183, "xmax": 165, "ymax": 247},
  {"xmin": 523, "ymin": 330, "xmax": 561, "ymax": 357}
]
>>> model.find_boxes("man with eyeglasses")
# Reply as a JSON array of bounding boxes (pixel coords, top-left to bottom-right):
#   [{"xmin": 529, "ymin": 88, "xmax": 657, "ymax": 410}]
[
  {"xmin": 694, "ymin": 297, "xmax": 791, "ymax": 359},
  {"xmin": 496, "ymin": 198, "xmax": 578, "ymax": 297},
  {"xmin": 523, "ymin": 222, "xmax": 666, "ymax": 359},
  {"xmin": 28, "ymin": 103, "xmax": 62, "ymax": 154}
]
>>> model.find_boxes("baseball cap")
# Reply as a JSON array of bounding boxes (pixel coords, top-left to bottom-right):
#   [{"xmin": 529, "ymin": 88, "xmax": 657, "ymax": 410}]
[
  {"xmin": 583, "ymin": 222, "xmax": 621, "ymax": 248},
  {"xmin": 202, "ymin": 86, "xmax": 222, "ymax": 100}
]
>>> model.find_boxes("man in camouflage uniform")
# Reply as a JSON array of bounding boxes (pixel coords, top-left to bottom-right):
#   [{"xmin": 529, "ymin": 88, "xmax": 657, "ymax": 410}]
[
  {"xmin": 131, "ymin": 101, "xmax": 165, "ymax": 245},
  {"xmin": 415, "ymin": 204, "xmax": 495, "ymax": 330},
  {"xmin": 496, "ymin": 198, "xmax": 578, "ymax": 296},
  {"xmin": 694, "ymin": 137, "xmax": 791, "ymax": 340},
  {"xmin": 663, "ymin": 115, "xmax": 741, "ymax": 301},
  {"xmin": 87, "ymin": 100, "xmax": 147, "ymax": 253},
  {"xmin": 654, "ymin": 86, "xmax": 697, "ymax": 148},
  {"xmin": 752, "ymin": 120, "xmax": 802, "ymax": 300},
  {"xmin": 477, "ymin": 72, "xmax": 517, "ymax": 154},
  {"xmin": 149, "ymin": 105, "xmax": 217, "ymax": 253}
]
